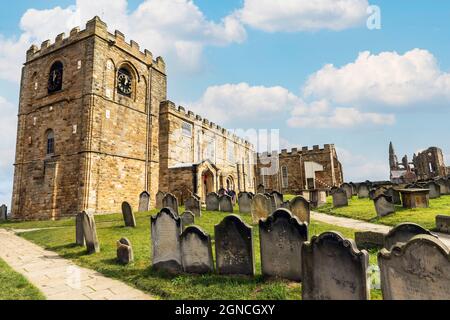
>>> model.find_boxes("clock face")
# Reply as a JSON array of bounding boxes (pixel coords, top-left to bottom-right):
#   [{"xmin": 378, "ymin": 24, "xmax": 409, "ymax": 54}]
[
  {"xmin": 117, "ymin": 70, "xmax": 132, "ymax": 96},
  {"xmin": 48, "ymin": 68, "xmax": 62, "ymax": 93}
]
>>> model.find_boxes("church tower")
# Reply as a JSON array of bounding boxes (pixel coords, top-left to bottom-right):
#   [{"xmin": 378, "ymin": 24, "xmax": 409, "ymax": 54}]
[{"xmin": 11, "ymin": 17, "xmax": 166, "ymax": 219}]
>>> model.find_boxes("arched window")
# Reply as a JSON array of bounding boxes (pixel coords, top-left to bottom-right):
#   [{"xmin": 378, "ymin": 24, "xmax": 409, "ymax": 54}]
[
  {"xmin": 46, "ymin": 130, "xmax": 55, "ymax": 155},
  {"xmin": 48, "ymin": 61, "xmax": 63, "ymax": 93},
  {"xmin": 281, "ymin": 166, "xmax": 288, "ymax": 188},
  {"xmin": 117, "ymin": 68, "xmax": 133, "ymax": 97}
]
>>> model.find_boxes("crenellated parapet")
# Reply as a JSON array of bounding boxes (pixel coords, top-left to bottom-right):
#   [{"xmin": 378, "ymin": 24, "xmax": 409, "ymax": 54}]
[
  {"xmin": 258, "ymin": 144, "xmax": 334, "ymax": 158},
  {"xmin": 25, "ymin": 16, "xmax": 165, "ymax": 73}
]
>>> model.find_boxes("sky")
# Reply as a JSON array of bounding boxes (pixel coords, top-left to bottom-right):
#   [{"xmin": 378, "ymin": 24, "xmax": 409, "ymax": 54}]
[{"xmin": 1, "ymin": 0, "xmax": 450, "ymax": 207}]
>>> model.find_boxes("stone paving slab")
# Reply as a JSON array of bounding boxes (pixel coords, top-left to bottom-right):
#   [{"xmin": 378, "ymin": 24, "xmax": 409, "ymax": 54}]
[{"xmin": 0, "ymin": 229, "xmax": 154, "ymax": 300}]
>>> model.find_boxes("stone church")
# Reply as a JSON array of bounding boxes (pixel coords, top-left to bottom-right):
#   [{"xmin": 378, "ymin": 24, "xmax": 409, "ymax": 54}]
[{"xmin": 11, "ymin": 17, "xmax": 255, "ymax": 220}]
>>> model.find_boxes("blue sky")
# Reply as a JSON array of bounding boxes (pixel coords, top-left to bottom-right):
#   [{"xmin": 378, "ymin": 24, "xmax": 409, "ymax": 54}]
[{"xmin": 1, "ymin": 0, "xmax": 450, "ymax": 207}]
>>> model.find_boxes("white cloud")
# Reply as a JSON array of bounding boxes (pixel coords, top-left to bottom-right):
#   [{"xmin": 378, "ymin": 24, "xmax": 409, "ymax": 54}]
[
  {"xmin": 337, "ymin": 147, "xmax": 389, "ymax": 182},
  {"xmin": 303, "ymin": 49, "xmax": 450, "ymax": 107},
  {"xmin": 0, "ymin": 0, "xmax": 247, "ymax": 82},
  {"xmin": 237, "ymin": 0, "xmax": 369, "ymax": 32}
]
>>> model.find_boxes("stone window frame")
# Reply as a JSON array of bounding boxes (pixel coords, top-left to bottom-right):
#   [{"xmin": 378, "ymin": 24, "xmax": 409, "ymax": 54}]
[
  {"xmin": 45, "ymin": 129, "xmax": 55, "ymax": 156},
  {"xmin": 115, "ymin": 61, "xmax": 139, "ymax": 101},
  {"xmin": 47, "ymin": 61, "xmax": 64, "ymax": 94}
]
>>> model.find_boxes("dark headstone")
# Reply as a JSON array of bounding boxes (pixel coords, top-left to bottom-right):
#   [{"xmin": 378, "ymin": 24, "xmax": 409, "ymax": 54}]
[
  {"xmin": 374, "ymin": 194, "xmax": 395, "ymax": 217},
  {"xmin": 215, "ymin": 215, "xmax": 255, "ymax": 276},
  {"xmin": 384, "ymin": 223, "xmax": 435, "ymax": 250},
  {"xmin": 259, "ymin": 209, "xmax": 308, "ymax": 281},
  {"xmin": 81, "ymin": 211, "xmax": 100, "ymax": 254},
  {"xmin": 155, "ymin": 191, "xmax": 165, "ymax": 209},
  {"xmin": 162, "ymin": 193, "xmax": 179, "ymax": 215},
  {"xmin": 0, "ymin": 205, "xmax": 7, "ymax": 221},
  {"xmin": 181, "ymin": 226, "xmax": 214, "ymax": 274},
  {"xmin": 425, "ymin": 181, "xmax": 441, "ymax": 199},
  {"xmin": 219, "ymin": 195, "xmax": 233, "ymax": 212},
  {"xmin": 185, "ymin": 195, "xmax": 201, "ymax": 217},
  {"xmin": 358, "ymin": 183, "xmax": 370, "ymax": 198},
  {"xmin": 341, "ymin": 183, "xmax": 353, "ymax": 199},
  {"xmin": 436, "ymin": 215, "xmax": 450, "ymax": 234},
  {"xmin": 181, "ymin": 211, "xmax": 195, "ymax": 228},
  {"xmin": 121, "ymin": 201, "xmax": 136, "ymax": 227},
  {"xmin": 355, "ymin": 231, "xmax": 385, "ymax": 250},
  {"xmin": 332, "ymin": 188, "xmax": 348, "ymax": 208},
  {"xmin": 75, "ymin": 212, "xmax": 85, "ymax": 246},
  {"xmin": 117, "ymin": 237, "xmax": 134, "ymax": 264},
  {"xmin": 302, "ymin": 232, "xmax": 369, "ymax": 300},
  {"xmin": 206, "ymin": 192, "xmax": 219, "ymax": 211},
  {"xmin": 289, "ymin": 196, "xmax": 311, "ymax": 224},
  {"xmin": 138, "ymin": 191, "xmax": 150, "ymax": 212},
  {"xmin": 386, "ymin": 188, "xmax": 401, "ymax": 205},
  {"xmin": 238, "ymin": 192, "xmax": 252, "ymax": 214}
]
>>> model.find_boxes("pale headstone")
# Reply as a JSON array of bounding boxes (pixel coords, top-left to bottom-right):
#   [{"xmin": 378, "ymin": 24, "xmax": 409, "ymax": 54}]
[
  {"xmin": 251, "ymin": 193, "xmax": 271, "ymax": 223},
  {"xmin": 162, "ymin": 193, "xmax": 179, "ymax": 215},
  {"xmin": 181, "ymin": 226, "xmax": 214, "ymax": 274},
  {"xmin": 357, "ymin": 183, "xmax": 370, "ymax": 198},
  {"xmin": 117, "ymin": 237, "xmax": 134, "ymax": 264},
  {"xmin": 238, "ymin": 192, "xmax": 252, "ymax": 214},
  {"xmin": 206, "ymin": 192, "xmax": 219, "ymax": 211},
  {"xmin": 215, "ymin": 215, "xmax": 255, "ymax": 276},
  {"xmin": 181, "ymin": 211, "xmax": 195, "ymax": 228},
  {"xmin": 121, "ymin": 201, "xmax": 136, "ymax": 227},
  {"xmin": 138, "ymin": 191, "xmax": 150, "ymax": 212},
  {"xmin": 332, "ymin": 188, "xmax": 348, "ymax": 208},
  {"xmin": 436, "ymin": 215, "xmax": 450, "ymax": 234},
  {"xmin": 384, "ymin": 223, "xmax": 434, "ymax": 250},
  {"xmin": 341, "ymin": 183, "xmax": 353, "ymax": 199},
  {"xmin": 302, "ymin": 231, "xmax": 370, "ymax": 300},
  {"xmin": 289, "ymin": 196, "xmax": 311, "ymax": 224},
  {"xmin": 0, "ymin": 205, "xmax": 7, "ymax": 220},
  {"xmin": 155, "ymin": 191, "xmax": 165, "ymax": 209},
  {"xmin": 259, "ymin": 209, "xmax": 308, "ymax": 281},
  {"xmin": 75, "ymin": 212, "xmax": 85, "ymax": 246},
  {"xmin": 185, "ymin": 195, "xmax": 201, "ymax": 217},
  {"xmin": 379, "ymin": 235, "xmax": 450, "ymax": 300},
  {"xmin": 151, "ymin": 208, "xmax": 182, "ymax": 273},
  {"xmin": 81, "ymin": 211, "xmax": 100, "ymax": 254},
  {"xmin": 219, "ymin": 195, "xmax": 233, "ymax": 212},
  {"xmin": 374, "ymin": 194, "xmax": 395, "ymax": 217}
]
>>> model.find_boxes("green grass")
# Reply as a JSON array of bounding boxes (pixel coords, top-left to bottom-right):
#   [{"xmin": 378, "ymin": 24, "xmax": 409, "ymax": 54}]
[
  {"xmin": 5, "ymin": 207, "xmax": 382, "ymax": 300},
  {"xmin": 316, "ymin": 195, "xmax": 450, "ymax": 230},
  {"xmin": 0, "ymin": 258, "xmax": 45, "ymax": 300}
]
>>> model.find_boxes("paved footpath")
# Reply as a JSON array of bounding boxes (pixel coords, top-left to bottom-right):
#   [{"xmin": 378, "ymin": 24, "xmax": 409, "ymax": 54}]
[
  {"xmin": 0, "ymin": 228, "xmax": 154, "ymax": 300},
  {"xmin": 311, "ymin": 211, "xmax": 450, "ymax": 248}
]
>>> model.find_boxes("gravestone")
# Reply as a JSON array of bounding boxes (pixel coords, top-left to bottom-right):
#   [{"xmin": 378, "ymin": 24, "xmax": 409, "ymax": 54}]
[
  {"xmin": 379, "ymin": 235, "xmax": 450, "ymax": 299},
  {"xmin": 436, "ymin": 179, "xmax": 449, "ymax": 195},
  {"xmin": 117, "ymin": 237, "xmax": 134, "ymax": 264},
  {"xmin": 373, "ymin": 194, "xmax": 395, "ymax": 217},
  {"xmin": 238, "ymin": 192, "xmax": 252, "ymax": 214},
  {"xmin": 259, "ymin": 209, "xmax": 308, "ymax": 281},
  {"xmin": 386, "ymin": 187, "xmax": 401, "ymax": 205},
  {"xmin": 355, "ymin": 231, "xmax": 385, "ymax": 250},
  {"xmin": 265, "ymin": 193, "xmax": 278, "ymax": 213},
  {"xmin": 257, "ymin": 184, "xmax": 265, "ymax": 194},
  {"xmin": 215, "ymin": 215, "xmax": 255, "ymax": 276},
  {"xmin": 121, "ymin": 201, "xmax": 136, "ymax": 227},
  {"xmin": 271, "ymin": 191, "xmax": 284, "ymax": 206},
  {"xmin": 75, "ymin": 212, "xmax": 85, "ymax": 246},
  {"xmin": 138, "ymin": 191, "xmax": 150, "ymax": 212},
  {"xmin": 436, "ymin": 215, "xmax": 450, "ymax": 234},
  {"xmin": 162, "ymin": 193, "xmax": 179, "ymax": 215},
  {"xmin": 384, "ymin": 223, "xmax": 434, "ymax": 250},
  {"xmin": 341, "ymin": 183, "xmax": 353, "ymax": 199},
  {"xmin": 251, "ymin": 193, "xmax": 271, "ymax": 223},
  {"xmin": 0, "ymin": 204, "xmax": 7, "ymax": 220},
  {"xmin": 181, "ymin": 211, "xmax": 195, "ymax": 228},
  {"xmin": 219, "ymin": 195, "xmax": 233, "ymax": 212},
  {"xmin": 302, "ymin": 231, "xmax": 370, "ymax": 300},
  {"xmin": 357, "ymin": 183, "xmax": 370, "ymax": 198},
  {"xmin": 181, "ymin": 226, "xmax": 214, "ymax": 274},
  {"xmin": 81, "ymin": 211, "xmax": 100, "ymax": 254},
  {"xmin": 206, "ymin": 192, "xmax": 219, "ymax": 211},
  {"xmin": 150, "ymin": 208, "xmax": 182, "ymax": 273},
  {"xmin": 350, "ymin": 183, "xmax": 357, "ymax": 196},
  {"xmin": 289, "ymin": 196, "xmax": 311, "ymax": 224},
  {"xmin": 399, "ymin": 189, "xmax": 430, "ymax": 208},
  {"xmin": 185, "ymin": 195, "xmax": 201, "ymax": 217},
  {"xmin": 155, "ymin": 191, "xmax": 165, "ymax": 209},
  {"xmin": 425, "ymin": 181, "xmax": 441, "ymax": 199},
  {"xmin": 332, "ymin": 188, "xmax": 348, "ymax": 208}
]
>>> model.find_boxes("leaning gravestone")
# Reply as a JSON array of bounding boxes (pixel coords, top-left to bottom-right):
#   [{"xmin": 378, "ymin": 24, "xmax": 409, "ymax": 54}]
[
  {"xmin": 206, "ymin": 192, "xmax": 219, "ymax": 211},
  {"xmin": 162, "ymin": 193, "xmax": 179, "ymax": 215},
  {"xmin": 81, "ymin": 211, "xmax": 100, "ymax": 254},
  {"xmin": 374, "ymin": 194, "xmax": 395, "ymax": 217},
  {"xmin": 251, "ymin": 193, "xmax": 271, "ymax": 223},
  {"xmin": 215, "ymin": 215, "xmax": 255, "ymax": 276},
  {"xmin": 150, "ymin": 208, "xmax": 182, "ymax": 273},
  {"xmin": 289, "ymin": 196, "xmax": 311, "ymax": 224},
  {"xmin": 121, "ymin": 201, "xmax": 136, "ymax": 227},
  {"xmin": 219, "ymin": 195, "xmax": 233, "ymax": 212},
  {"xmin": 117, "ymin": 237, "xmax": 134, "ymax": 264},
  {"xmin": 341, "ymin": 183, "xmax": 353, "ymax": 199},
  {"xmin": 383, "ymin": 223, "xmax": 434, "ymax": 250},
  {"xmin": 302, "ymin": 231, "xmax": 370, "ymax": 300},
  {"xmin": 259, "ymin": 209, "xmax": 308, "ymax": 281},
  {"xmin": 181, "ymin": 226, "xmax": 214, "ymax": 274},
  {"xmin": 238, "ymin": 192, "xmax": 252, "ymax": 213},
  {"xmin": 185, "ymin": 195, "xmax": 201, "ymax": 217},
  {"xmin": 138, "ymin": 191, "xmax": 150, "ymax": 212},
  {"xmin": 358, "ymin": 183, "xmax": 370, "ymax": 198},
  {"xmin": 0, "ymin": 204, "xmax": 7, "ymax": 221},
  {"xmin": 75, "ymin": 212, "xmax": 85, "ymax": 246},
  {"xmin": 155, "ymin": 191, "xmax": 165, "ymax": 209},
  {"xmin": 332, "ymin": 188, "xmax": 348, "ymax": 208},
  {"xmin": 181, "ymin": 211, "xmax": 195, "ymax": 228},
  {"xmin": 378, "ymin": 235, "xmax": 450, "ymax": 299}
]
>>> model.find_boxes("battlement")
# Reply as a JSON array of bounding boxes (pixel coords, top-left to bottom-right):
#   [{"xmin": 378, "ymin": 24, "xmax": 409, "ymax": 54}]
[
  {"xmin": 160, "ymin": 100, "xmax": 253, "ymax": 147},
  {"xmin": 25, "ymin": 16, "xmax": 165, "ymax": 73},
  {"xmin": 258, "ymin": 144, "xmax": 334, "ymax": 157}
]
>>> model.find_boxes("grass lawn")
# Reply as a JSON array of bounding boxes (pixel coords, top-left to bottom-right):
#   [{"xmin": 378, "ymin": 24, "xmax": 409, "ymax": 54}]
[
  {"xmin": 0, "ymin": 258, "xmax": 45, "ymax": 300},
  {"xmin": 1, "ymin": 207, "xmax": 382, "ymax": 300},
  {"xmin": 316, "ymin": 195, "xmax": 450, "ymax": 230}
]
